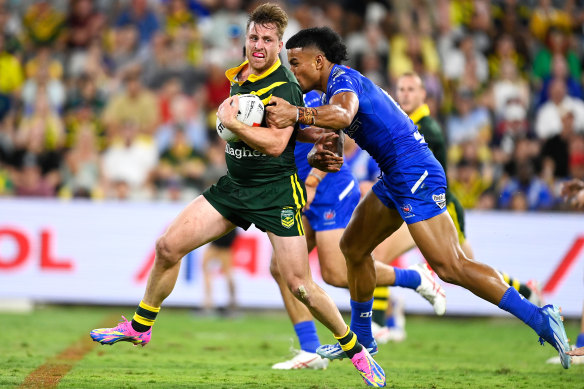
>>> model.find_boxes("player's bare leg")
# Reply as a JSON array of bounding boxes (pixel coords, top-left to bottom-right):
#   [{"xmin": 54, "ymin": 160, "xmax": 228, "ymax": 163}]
[
  {"xmin": 144, "ymin": 196, "xmax": 236, "ymax": 308},
  {"xmin": 408, "ymin": 212, "xmax": 507, "ymax": 303},
  {"xmin": 340, "ymin": 191, "xmax": 408, "ymax": 302},
  {"xmin": 409, "ymin": 211, "xmax": 571, "ymax": 368},
  {"xmin": 91, "ymin": 196, "xmax": 236, "ymax": 346},
  {"xmin": 270, "ymin": 232, "xmax": 347, "ymax": 335}
]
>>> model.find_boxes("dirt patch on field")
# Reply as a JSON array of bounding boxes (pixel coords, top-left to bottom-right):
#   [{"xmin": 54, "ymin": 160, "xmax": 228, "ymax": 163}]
[{"xmin": 19, "ymin": 314, "xmax": 118, "ymax": 389}]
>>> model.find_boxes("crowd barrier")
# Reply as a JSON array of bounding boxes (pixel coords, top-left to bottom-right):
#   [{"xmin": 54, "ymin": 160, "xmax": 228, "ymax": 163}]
[{"xmin": 1, "ymin": 199, "xmax": 583, "ymax": 317}]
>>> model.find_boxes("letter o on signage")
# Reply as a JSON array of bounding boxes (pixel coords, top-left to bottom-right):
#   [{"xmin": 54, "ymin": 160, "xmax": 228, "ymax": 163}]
[{"xmin": 0, "ymin": 228, "xmax": 30, "ymax": 269}]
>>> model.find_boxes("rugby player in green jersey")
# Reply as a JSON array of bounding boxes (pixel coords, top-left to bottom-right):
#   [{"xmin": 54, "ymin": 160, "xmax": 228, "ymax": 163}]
[{"xmin": 90, "ymin": 3, "xmax": 385, "ymax": 386}]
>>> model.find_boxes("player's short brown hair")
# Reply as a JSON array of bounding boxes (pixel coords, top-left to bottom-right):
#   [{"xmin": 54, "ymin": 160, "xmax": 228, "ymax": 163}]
[{"xmin": 247, "ymin": 3, "xmax": 288, "ymax": 41}]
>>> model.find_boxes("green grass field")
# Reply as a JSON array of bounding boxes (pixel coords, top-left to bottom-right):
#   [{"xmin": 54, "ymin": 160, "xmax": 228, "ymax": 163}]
[{"xmin": 0, "ymin": 305, "xmax": 581, "ymax": 388}]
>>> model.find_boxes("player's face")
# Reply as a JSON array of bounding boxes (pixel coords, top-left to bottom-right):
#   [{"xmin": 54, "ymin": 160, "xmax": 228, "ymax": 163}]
[
  {"xmin": 396, "ymin": 75, "xmax": 426, "ymax": 115},
  {"xmin": 245, "ymin": 22, "xmax": 283, "ymax": 75},
  {"xmin": 287, "ymin": 47, "xmax": 321, "ymax": 93}
]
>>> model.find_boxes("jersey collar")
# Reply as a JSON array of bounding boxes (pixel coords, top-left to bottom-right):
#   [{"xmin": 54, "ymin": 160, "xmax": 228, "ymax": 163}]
[
  {"xmin": 409, "ymin": 104, "xmax": 430, "ymax": 124},
  {"xmin": 225, "ymin": 58, "xmax": 282, "ymax": 85}
]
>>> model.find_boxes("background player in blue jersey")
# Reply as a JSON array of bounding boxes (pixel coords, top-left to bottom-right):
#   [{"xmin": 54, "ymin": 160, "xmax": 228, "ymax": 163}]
[
  {"xmin": 265, "ymin": 26, "xmax": 571, "ymax": 369},
  {"xmin": 271, "ymin": 90, "xmax": 445, "ymax": 369}
]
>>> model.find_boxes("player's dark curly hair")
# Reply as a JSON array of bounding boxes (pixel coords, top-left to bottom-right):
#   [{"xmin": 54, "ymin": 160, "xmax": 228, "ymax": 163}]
[{"xmin": 285, "ymin": 27, "xmax": 348, "ymax": 64}]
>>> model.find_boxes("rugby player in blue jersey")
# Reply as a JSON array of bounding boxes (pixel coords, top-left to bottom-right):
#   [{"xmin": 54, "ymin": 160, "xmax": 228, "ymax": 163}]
[
  {"xmin": 271, "ymin": 91, "xmax": 445, "ymax": 370},
  {"xmin": 265, "ymin": 26, "xmax": 571, "ymax": 369}
]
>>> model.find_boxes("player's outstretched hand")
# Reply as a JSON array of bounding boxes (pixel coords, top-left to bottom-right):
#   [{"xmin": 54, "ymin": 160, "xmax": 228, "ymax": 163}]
[
  {"xmin": 567, "ymin": 347, "xmax": 584, "ymax": 356},
  {"xmin": 307, "ymin": 133, "xmax": 343, "ymax": 172},
  {"xmin": 265, "ymin": 96, "xmax": 297, "ymax": 128}
]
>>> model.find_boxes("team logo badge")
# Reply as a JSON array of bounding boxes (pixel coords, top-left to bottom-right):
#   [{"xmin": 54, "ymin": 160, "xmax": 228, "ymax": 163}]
[
  {"xmin": 433, "ymin": 193, "xmax": 446, "ymax": 209},
  {"xmin": 401, "ymin": 203, "xmax": 415, "ymax": 218},
  {"xmin": 324, "ymin": 209, "xmax": 336, "ymax": 221},
  {"xmin": 281, "ymin": 207, "xmax": 295, "ymax": 229}
]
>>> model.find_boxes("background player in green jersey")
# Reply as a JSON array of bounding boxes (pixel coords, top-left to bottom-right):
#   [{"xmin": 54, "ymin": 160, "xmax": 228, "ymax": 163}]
[
  {"xmin": 370, "ymin": 72, "xmax": 543, "ymax": 343},
  {"xmin": 91, "ymin": 4, "xmax": 385, "ymax": 387}
]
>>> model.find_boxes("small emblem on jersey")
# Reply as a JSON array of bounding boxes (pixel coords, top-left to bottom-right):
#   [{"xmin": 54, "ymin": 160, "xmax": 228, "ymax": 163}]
[
  {"xmin": 401, "ymin": 203, "xmax": 415, "ymax": 218},
  {"xmin": 433, "ymin": 193, "xmax": 446, "ymax": 209},
  {"xmin": 331, "ymin": 66, "xmax": 346, "ymax": 79},
  {"xmin": 281, "ymin": 208, "xmax": 295, "ymax": 229},
  {"xmin": 323, "ymin": 209, "xmax": 336, "ymax": 221}
]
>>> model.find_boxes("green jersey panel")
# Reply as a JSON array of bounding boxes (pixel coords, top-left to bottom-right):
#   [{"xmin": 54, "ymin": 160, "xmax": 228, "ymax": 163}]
[
  {"xmin": 417, "ymin": 115, "xmax": 447, "ymax": 176},
  {"xmin": 225, "ymin": 61, "xmax": 304, "ymax": 186}
]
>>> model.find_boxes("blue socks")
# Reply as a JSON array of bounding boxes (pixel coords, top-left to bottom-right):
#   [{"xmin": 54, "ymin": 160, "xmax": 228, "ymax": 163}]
[
  {"xmin": 576, "ymin": 333, "xmax": 584, "ymax": 348},
  {"xmin": 498, "ymin": 287, "xmax": 543, "ymax": 334},
  {"xmin": 351, "ymin": 299, "xmax": 374, "ymax": 345},
  {"xmin": 385, "ymin": 315, "xmax": 396, "ymax": 329},
  {"xmin": 393, "ymin": 267, "xmax": 422, "ymax": 289},
  {"xmin": 294, "ymin": 320, "xmax": 320, "ymax": 353}
]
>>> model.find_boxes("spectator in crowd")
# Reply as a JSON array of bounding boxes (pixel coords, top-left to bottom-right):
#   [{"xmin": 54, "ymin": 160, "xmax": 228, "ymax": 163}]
[
  {"xmin": 0, "ymin": 4, "xmax": 22, "ymax": 57},
  {"xmin": 534, "ymin": 77, "xmax": 584, "ymax": 140},
  {"xmin": 535, "ymin": 54, "xmax": 583, "ymax": 108},
  {"xmin": 491, "ymin": 102, "xmax": 533, "ymax": 169},
  {"xmin": 21, "ymin": 0, "xmax": 65, "ymax": 49},
  {"xmin": 442, "ymin": 34, "xmax": 489, "ymax": 86},
  {"xmin": 529, "ymin": 0, "xmax": 573, "ymax": 43},
  {"xmin": 101, "ymin": 119, "xmax": 158, "ymax": 200},
  {"xmin": 498, "ymin": 160, "xmax": 555, "ymax": 211},
  {"xmin": 109, "ymin": 24, "xmax": 140, "ymax": 73},
  {"xmin": 449, "ymin": 158, "xmax": 493, "ymax": 210},
  {"xmin": 61, "ymin": 124, "xmax": 102, "ymax": 199},
  {"xmin": 13, "ymin": 112, "xmax": 63, "ymax": 197},
  {"xmin": 0, "ymin": 0, "xmax": 582, "ymax": 216},
  {"xmin": 0, "ymin": 33, "xmax": 23, "ymax": 120},
  {"xmin": 64, "ymin": 0, "xmax": 105, "ymax": 51},
  {"xmin": 483, "ymin": 59, "xmax": 530, "ymax": 123},
  {"xmin": 152, "ymin": 124, "xmax": 206, "ymax": 200},
  {"xmin": 115, "ymin": 0, "xmax": 160, "ymax": 48},
  {"xmin": 102, "ymin": 67, "xmax": 159, "ymax": 140},
  {"xmin": 21, "ymin": 48, "xmax": 66, "ymax": 112},
  {"xmin": 532, "ymin": 27, "xmax": 580, "ymax": 88},
  {"xmin": 541, "ymin": 108, "xmax": 576, "ymax": 184},
  {"xmin": 163, "ymin": 0, "xmax": 203, "ymax": 67},
  {"xmin": 201, "ymin": 0, "xmax": 247, "ymax": 51},
  {"xmin": 446, "ymin": 88, "xmax": 492, "ymax": 153}
]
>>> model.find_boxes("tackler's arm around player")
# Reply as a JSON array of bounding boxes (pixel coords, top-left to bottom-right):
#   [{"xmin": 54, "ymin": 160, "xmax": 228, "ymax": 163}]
[
  {"xmin": 217, "ymin": 95, "xmax": 295, "ymax": 157},
  {"xmin": 266, "ymin": 94, "xmax": 357, "ymax": 130}
]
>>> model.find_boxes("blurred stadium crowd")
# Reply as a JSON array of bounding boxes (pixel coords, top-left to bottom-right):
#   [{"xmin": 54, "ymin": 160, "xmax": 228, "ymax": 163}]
[{"xmin": 0, "ymin": 0, "xmax": 583, "ymax": 211}]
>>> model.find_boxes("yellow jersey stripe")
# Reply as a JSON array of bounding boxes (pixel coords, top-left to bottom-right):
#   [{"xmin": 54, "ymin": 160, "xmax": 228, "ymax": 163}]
[
  {"xmin": 294, "ymin": 174, "xmax": 306, "ymax": 206},
  {"xmin": 261, "ymin": 95, "xmax": 272, "ymax": 105},
  {"xmin": 290, "ymin": 175, "xmax": 301, "ymax": 209},
  {"xmin": 250, "ymin": 81, "xmax": 287, "ymax": 98},
  {"xmin": 446, "ymin": 202, "xmax": 465, "ymax": 244},
  {"xmin": 225, "ymin": 59, "xmax": 282, "ymax": 84},
  {"xmin": 295, "ymin": 209, "xmax": 304, "ymax": 235}
]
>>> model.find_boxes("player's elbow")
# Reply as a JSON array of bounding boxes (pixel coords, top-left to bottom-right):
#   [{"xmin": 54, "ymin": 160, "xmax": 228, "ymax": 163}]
[{"xmin": 264, "ymin": 144, "xmax": 286, "ymax": 157}]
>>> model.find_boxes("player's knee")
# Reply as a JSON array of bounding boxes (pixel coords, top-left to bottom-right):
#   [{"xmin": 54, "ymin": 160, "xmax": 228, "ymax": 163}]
[
  {"xmin": 269, "ymin": 259, "xmax": 280, "ymax": 280},
  {"xmin": 321, "ymin": 268, "xmax": 347, "ymax": 288},
  {"xmin": 155, "ymin": 235, "xmax": 180, "ymax": 267},
  {"xmin": 339, "ymin": 234, "xmax": 363, "ymax": 262},
  {"xmin": 290, "ymin": 283, "xmax": 313, "ymax": 306},
  {"xmin": 431, "ymin": 254, "xmax": 465, "ymax": 284}
]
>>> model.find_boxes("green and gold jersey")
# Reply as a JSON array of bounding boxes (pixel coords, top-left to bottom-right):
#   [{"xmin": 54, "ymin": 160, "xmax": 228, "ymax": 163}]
[
  {"xmin": 409, "ymin": 104, "xmax": 447, "ymax": 176},
  {"xmin": 224, "ymin": 58, "xmax": 304, "ymax": 186}
]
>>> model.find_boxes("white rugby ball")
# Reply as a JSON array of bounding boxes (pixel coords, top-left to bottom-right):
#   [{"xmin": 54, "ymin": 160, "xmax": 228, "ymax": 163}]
[{"xmin": 216, "ymin": 94, "xmax": 265, "ymax": 142}]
